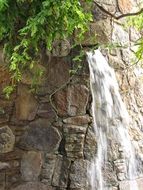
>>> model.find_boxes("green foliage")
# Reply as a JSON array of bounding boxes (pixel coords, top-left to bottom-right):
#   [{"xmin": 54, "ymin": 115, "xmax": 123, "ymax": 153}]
[
  {"xmin": 0, "ymin": 0, "xmax": 92, "ymax": 96},
  {"xmin": 128, "ymin": 13, "xmax": 143, "ymax": 60}
]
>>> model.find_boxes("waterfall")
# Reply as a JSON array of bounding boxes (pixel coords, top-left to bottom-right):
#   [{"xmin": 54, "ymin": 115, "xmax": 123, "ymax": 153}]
[{"xmin": 87, "ymin": 49, "xmax": 139, "ymax": 190}]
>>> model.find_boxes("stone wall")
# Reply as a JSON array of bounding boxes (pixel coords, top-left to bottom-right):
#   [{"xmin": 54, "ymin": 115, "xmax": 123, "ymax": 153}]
[{"xmin": 0, "ymin": 1, "xmax": 143, "ymax": 190}]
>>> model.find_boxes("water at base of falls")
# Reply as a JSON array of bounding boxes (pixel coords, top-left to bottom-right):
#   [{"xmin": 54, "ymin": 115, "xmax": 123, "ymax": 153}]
[{"xmin": 87, "ymin": 49, "xmax": 139, "ymax": 190}]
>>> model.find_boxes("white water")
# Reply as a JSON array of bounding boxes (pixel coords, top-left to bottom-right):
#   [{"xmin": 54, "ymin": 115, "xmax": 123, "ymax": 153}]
[{"xmin": 87, "ymin": 49, "xmax": 139, "ymax": 190}]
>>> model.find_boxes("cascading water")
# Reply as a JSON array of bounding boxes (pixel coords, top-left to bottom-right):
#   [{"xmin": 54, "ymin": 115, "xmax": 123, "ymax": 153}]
[{"xmin": 87, "ymin": 49, "xmax": 139, "ymax": 190}]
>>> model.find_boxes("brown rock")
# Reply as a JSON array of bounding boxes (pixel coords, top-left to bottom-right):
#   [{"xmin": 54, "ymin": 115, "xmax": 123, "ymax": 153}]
[
  {"xmin": 67, "ymin": 84, "xmax": 89, "ymax": 116},
  {"xmin": 0, "ymin": 66, "xmax": 11, "ymax": 95},
  {"xmin": 75, "ymin": 20, "xmax": 111, "ymax": 45},
  {"xmin": 11, "ymin": 182, "xmax": 53, "ymax": 190},
  {"xmin": 37, "ymin": 57, "xmax": 70, "ymax": 95},
  {"xmin": 53, "ymin": 84, "xmax": 89, "ymax": 117},
  {"xmin": 63, "ymin": 115, "xmax": 91, "ymax": 125},
  {"xmin": 0, "ymin": 126, "xmax": 15, "ymax": 153},
  {"xmin": 19, "ymin": 119, "xmax": 61, "ymax": 152},
  {"xmin": 53, "ymin": 89, "xmax": 67, "ymax": 117},
  {"xmin": 118, "ymin": 0, "xmax": 133, "ymax": 14},
  {"xmin": 21, "ymin": 151, "xmax": 42, "ymax": 181},
  {"xmin": 16, "ymin": 84, "xmax": 38, "ymax": 121}
]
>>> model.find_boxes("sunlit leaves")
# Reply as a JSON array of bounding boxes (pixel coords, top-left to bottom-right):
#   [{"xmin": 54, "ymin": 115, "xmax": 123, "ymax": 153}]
[{"xmin": 0, "ymin": 0, "xmax": 92, "ymax": 96}]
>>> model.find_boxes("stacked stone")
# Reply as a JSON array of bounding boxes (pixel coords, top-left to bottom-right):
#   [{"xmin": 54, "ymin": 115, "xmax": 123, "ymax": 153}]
[
  {"xmin": 0, "ymin": 0, "xmax": 143, "ymax": 190},
  {"xmin": 0, "ymin": 50, "xmax": 96, "ymax": 190}
]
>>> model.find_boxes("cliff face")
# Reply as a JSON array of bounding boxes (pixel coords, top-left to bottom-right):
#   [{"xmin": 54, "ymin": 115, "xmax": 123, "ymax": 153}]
[{"xmin": 0, "ymin": 1, "xmax": 143, "ymax": 190}]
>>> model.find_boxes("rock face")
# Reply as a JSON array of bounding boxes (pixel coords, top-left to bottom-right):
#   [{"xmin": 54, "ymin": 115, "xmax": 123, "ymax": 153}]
[{"xmin": 0, "ymin": 1, "xmax": 143, "ymax": 190}]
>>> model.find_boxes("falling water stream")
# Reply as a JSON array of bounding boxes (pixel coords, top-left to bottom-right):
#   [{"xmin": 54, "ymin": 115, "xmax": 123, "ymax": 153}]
[{"xmin": 87, "ymin": 49, "xmax": 139, "ymax": 190}]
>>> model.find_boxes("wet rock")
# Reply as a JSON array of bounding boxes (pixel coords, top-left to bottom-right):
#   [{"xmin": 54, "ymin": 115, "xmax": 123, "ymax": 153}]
[
  {"xmin": 19, "ymin": 119, "xmax": 61, "ymax": 152},
  {"xmin": 16, "ymin": 84, "xmax": 38, "ymax": 121},
  {"xmin": 0, "ymin": 126, "xmax": 15, "ymax": 153},
  {"xmin": 119, "ymin": 177, "xmax": 143, "ymax": 190},
  {"xmin": 70, "ymin": 160, "xmax": 89, "ymax": 189},
  {"xmin": 52, "ymin": 155, "xmax": 71, "ymax": 188},
  {"xmin": 21, "ymin": 151, "xmax": 42, "ymax": 181},
  {"xmin": 104, "ymin": 162, "xmax": 118, "ymax": 187},
  {"xmin": 63, "ymin": 115, "xmax": 91, "ymax": 125},
  {"xmin": 11, "ymin": 182, "xmax": 53, "ymax": 190}
]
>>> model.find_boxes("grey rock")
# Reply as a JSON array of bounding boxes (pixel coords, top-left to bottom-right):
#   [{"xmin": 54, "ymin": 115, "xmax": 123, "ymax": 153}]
[
  {"xmin": 19, "ymin": 119, "xmax": 61, "ymax": 152},
  {"xmin": 0, "ymin": 126, "xmax": 15, "ymax": 153},
  {"xmin": 112, "ymin": 23, "xmax": 129, "ymax": 46},
  {"xmin": 0, "ymin": 162, "xmax": 10, "ymax": 170},
  {"xmin": 21, "ymin": 151, "xmax": 42, "ymax": 181},
  {"xmin": 63, "ymin": 124, "xmax": 87, "ymax": 134},
  {"xmin": 41, "ymin": 154, "xmax": 57, "ymax": 184},
  {"xmin": 37, "ymin": 103, "xmax": 56, "ymax": 122},
  {"xmin": 94, "ymin": 0, "xmax": 117, "ymax": 14},
  {"xmin": 11, "ymin": 182, "xmax": 53, "ymax": 190},
  {"xmin": 64, "ymin": 124, "xmax": 87, "ymax": 159},
  {"xmin": 70, "ymin": 160, "xmax": 89, "ymax": 189},
  {"xmin": 84, "ymin": 126, "xmax": 97, "ymax": 160},
  {"xmin": 52, "ymin": 155, "xmax": 71, "ymax": 188}
]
